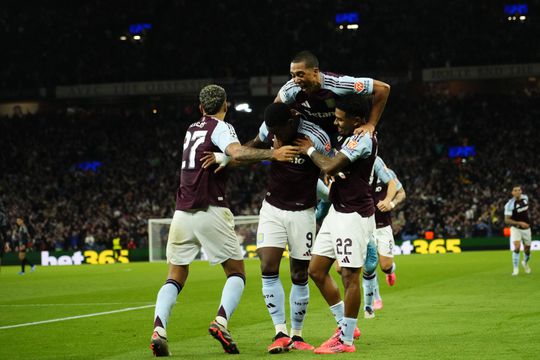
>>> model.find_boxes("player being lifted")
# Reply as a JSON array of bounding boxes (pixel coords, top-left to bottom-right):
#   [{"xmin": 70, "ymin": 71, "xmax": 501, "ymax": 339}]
[
  {"xmin": 362, "ymin": 156, "xmax": 406, "ymax": 318},
  {"xmin": 275, "ymin": 51, "xmax": 390, "ymax": 138},
  {"xmin": 295, "ymin": 94, "xmax": 377, "ymax": 354},
  {"xmin": 504, "ymin": 185, "xmax": 532, "ymax": 276},
  {"xmin": 149, "ymin": 85, "xmax": 298, "ymax": 357}
]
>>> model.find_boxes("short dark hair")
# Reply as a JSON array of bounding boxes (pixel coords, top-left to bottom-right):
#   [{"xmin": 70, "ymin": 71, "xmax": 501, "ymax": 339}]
[
  {"xmin": 264, "ymin": 103, "xmax": 291, "ymax": 128},
  {"xmin": 291, "ymin": 51, "xmax": 319, "ymax": 69},
  {"xmin": 199, "ymin": 84, "xmax": 226, "ymax": 115},
  {"xmin": 513, "ymin": 185, "xmax": 522, "ymax": 190},
  {"xmin": 336, "ymin": 94, "xmax": 370, "ymax": 120}
]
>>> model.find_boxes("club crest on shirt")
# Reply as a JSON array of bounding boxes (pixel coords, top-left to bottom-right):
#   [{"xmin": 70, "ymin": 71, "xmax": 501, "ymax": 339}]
[
  {"xmin": 325, "ymin": 142, "xmax": 331, "ymax": 152},
  {"xmin": 354, "ymin": 81, "xmax": 365, "ymax": 93},
  {"xmin": 347, "ymin": 139, "xmax": 358, "ymax": 149}
]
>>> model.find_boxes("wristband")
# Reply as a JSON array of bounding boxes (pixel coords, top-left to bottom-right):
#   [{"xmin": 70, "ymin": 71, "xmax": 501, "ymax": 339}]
[
  {"xmin": 390, "ymin": 201, "xmax": 395, "ymax": 209},
  {"xmin": 214, "ymin": 152, "xmax": 231, "ymax": 166},
  {"xmin": 307, "ymin": 146, "xmax": 316, "ymax": 157}
]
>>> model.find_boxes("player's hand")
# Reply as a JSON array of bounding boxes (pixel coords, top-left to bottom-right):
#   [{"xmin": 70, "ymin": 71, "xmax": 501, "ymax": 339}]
[
  {"xmin": 201, "ymin": 152, "xmax": 217, "ymax": 168},
  {"xmin": 354, "ymin": 123, "xmax": 375, "ymax": 136},
  {"xmin": 519, "ymin": 221, "xmax": 530, "ymax": 229},
  {"xmin": 377, "ymin": 199, "xmax": 394, "ymax": 212},
  {"xmin": 272, "ymin": 145, "xmax": 299, "ymax": 162},
  {"xmin": 201, "ymin": 152, "xmax": 228, "ymax": 173},
  {"xmin": 272, "ymin": 136, "xmax": 283, "ymax": 149},
  {"xmin": 293, "ymin": 136, "xmax": 314, "ymax": 154}
]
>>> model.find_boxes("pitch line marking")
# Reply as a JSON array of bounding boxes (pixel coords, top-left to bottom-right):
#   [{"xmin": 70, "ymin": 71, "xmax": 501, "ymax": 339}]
[
  {"xmin": 0, "ymin": 302, "xmax": 153, "ymax": 307},
  {"xmin": 0, "ymin": 304, "xmax": 154, "ymax": 330}
]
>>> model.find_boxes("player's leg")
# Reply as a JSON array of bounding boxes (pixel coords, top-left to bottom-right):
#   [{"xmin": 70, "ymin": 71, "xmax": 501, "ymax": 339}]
[
  {"xmin": 339, "ymin": 266, "xmax": 362, "ymax": 347},
  {"xmin": 315, "ymin": 212, "xmax": 372, "ymax": 354},
  {"xmin": 510, "ymin": 227, "xmax": 521, "ymax": 275},
  {"xmin": 362, "ymin": 270, "xmax": 376, "ymax": 318},
  {"xmin": 285, "ymin": 207, "xmax": 315, "ymax": 350},
  {"xmin": 215, "ymin": 259, "xmax": 246, "ymax": 327},
  {"xmin": 150, "ymin": 210, "xmax": 197, "ymax": 357},
  {"xmin": 19, "ymin": 251, "xmax": 26, "ymax": 275},
  {"xmin": 288, "ymin": 257, "xmax": 313, "ymax": 350},
  {"xmin": 372, "ymin": 273, "xmax": 383, "ymax": 310},
  {"xmin": 196, "ymin": 206, "xmax": 244, "ymax": 354},
  {"xmin": 256, "ymin": 200, "xmax": 293, "ymax": 353},
  {"xmin": 521, "ymin": 229, "xmax": 532, "ymax": 274}
]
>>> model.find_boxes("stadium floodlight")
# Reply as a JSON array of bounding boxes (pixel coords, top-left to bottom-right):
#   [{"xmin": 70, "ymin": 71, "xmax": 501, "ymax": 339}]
[
  {"xmin": 119, "ymin": 35, "xmax": 127, "ymax": 41},
  {"xmin": 235, "ymin": 103, "xmax": 252, "ymax": 113},
  {"xmin": 133, "ymin": 35, "xmax": 142, "ymax": 41},
  {"xmin": 347, "ymin": 24, "xmax": 359, "ymax": 30},
  {"xmin": 520, "ymin": 15, "xmax": 527, "ymax": 20}
]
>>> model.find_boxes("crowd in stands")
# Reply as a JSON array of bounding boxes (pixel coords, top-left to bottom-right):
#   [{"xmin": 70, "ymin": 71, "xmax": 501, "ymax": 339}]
[
  {"xmin": 1, "ymin": 0, "xmax": 538, "ymax": 90},
  {"xmin": 1, "ymin": 90, "xmax": 539, "ymax": 253}
]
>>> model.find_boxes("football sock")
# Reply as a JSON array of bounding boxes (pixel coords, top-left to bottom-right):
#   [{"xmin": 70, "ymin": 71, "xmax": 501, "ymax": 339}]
[
  {"xmin": 512, "ymin": 251, "xmax": 520, "ymax": 268},
  {"xmin": 262, "ymin": 273, "xmax": 286, "ymax": 333},
  {"xmin": 382, "ymin": 262, "xmax": 396, "ymax": 274},
  {"xmin": 373, "ymin": 273, "xmax": 382, "ymax": 301},
  {"xmin": 340, "ymin": 317, "xmax": 357, "ymax": 345},
  {"xmin": 362, "ymin": 272, "xmax": 377, "ymax": 309},
  {"xmin": 21, "ymin": 259, "xmax": 26, "ymax": 273},
  {"xmin": 154, "ymin": 279, "xmax": 182, "ymax": 330},
  {"xmin": 524, "ymin": 252, "xmax": 530, "ymax": 264},
  {"xmin": 289, "ymin": 281, "xmax": 309, "ymax": 334},
  {"xmin": 216, "ymin": 273, "xmax": 245, "ymax": 328},
  {"xmin": 329, "ymin": 300, "xmax": 344, "ymax": 327}
]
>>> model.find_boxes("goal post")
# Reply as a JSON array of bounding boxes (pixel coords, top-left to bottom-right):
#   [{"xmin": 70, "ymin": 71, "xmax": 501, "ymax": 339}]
[{"xmin": 148, "ymin": 215, "xmax": 260, "ymax": 262}]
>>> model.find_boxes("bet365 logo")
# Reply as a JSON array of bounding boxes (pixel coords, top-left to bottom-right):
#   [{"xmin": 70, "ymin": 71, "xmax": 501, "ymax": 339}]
[{"xmin": 41, "ymin": 250, "xmax": 129, "ymax": 266}]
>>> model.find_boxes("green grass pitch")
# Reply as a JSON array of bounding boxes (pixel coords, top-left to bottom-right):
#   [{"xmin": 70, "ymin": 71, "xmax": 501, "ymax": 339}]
[{"xmin": 0, "ymin": 250, "xmax": 538, "ymax": 359}]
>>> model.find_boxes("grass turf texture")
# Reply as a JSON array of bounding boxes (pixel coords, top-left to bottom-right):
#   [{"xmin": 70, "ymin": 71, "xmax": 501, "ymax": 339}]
[{"xmin": 0, "ymin": 250, "xmax": 538, "ymax": 359}]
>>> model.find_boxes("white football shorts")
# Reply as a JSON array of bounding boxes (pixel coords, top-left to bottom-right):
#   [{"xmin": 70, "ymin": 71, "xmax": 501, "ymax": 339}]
[{"xmin": 167, "ymin": 206, "xmax": 243, "ymax": 265}]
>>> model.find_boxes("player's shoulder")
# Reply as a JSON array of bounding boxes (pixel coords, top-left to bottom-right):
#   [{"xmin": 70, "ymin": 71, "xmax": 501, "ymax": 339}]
[{"xmin": 521, "ymin": 194, "xmax": 529, "ymax": 201}]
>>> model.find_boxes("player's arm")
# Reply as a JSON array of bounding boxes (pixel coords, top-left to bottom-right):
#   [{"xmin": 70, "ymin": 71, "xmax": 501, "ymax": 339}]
[
  {"xmin": 373, "ymin": 157, "xmax": 397, "ymax": 212},
  {"xmin": 392, "ymin": 187, "xmax": 406, "ymax": 208},
  {"xmin": 225, "ymin": 142, "xmax": 297, "ymax": 162},
  {"xmin": 365, "ymin": 79, "xmax": 391, "ymax": 131},
  {"xmin": 294, "ymin": 137, "xmax": 350, "ymax": 176},
  {"xmin": 377, "ymin": 179, "xmax": 397, "ymax": 212},
  {"xmin": 504, "ymin": 215, "xmax": 529, "ymax": 229}
]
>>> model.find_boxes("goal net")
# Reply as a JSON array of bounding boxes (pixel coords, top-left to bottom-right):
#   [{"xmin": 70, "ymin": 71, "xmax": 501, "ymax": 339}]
[{"xmin": 148, "ymin": 215, "xmax": 260, "ymax": 262}]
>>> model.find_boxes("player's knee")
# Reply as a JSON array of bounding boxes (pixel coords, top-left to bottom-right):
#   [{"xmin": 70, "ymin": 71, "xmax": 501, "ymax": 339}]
[
  {"xmin": 340, "ymin": 268, "xmax": 360, "ymax": 288},
  {"xmin": 308, "ymin": 265, "xmax": 325, "ymax": 284},
  {"xmin": 290, "ymin": 269, "xmax": 308, "ymax": 285},
  {"xmin": 260, "ymin": 260, "xmax": 280, "ymax": 275}
]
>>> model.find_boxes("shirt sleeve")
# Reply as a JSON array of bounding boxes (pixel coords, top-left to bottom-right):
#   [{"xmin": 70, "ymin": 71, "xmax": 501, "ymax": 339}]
[
  {"xmin": 258, "ymin": 121, "xmax": 271, "ymax": 143},
  {"xmin": 374, "ymin": 157, "xmax": 393, "ymax": 184},
  {"xmin": 504, "ymin": 200, "xmax": 513, "ymax": 216},
  {"xmin": 298, "ymin": 119, "xmax": 333, "ymax": 156},
  {"xmin": 211, "ymin": 121, "xmax": 240, "ymax": 153},
  {"xmin": 339, "ymin": 133, "xmax": 373, "ymax": 162},
  {"xmin": 277, "ymin": 79, "xmax": 300, "ymax": 104},
  {"xmin": 316, "ymin": 179, "xmax": 330, "ymax": 202},
  {"xmin": 389, "ymin": 170, "xmax": 403, "ymax": 191},
  {"xmin": 322, "ymin": 73, "xmax": 374, "ymax": 96}
]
